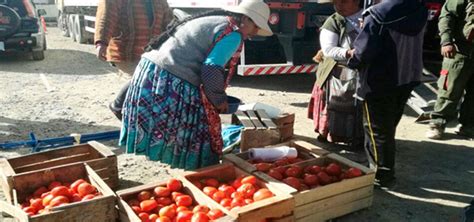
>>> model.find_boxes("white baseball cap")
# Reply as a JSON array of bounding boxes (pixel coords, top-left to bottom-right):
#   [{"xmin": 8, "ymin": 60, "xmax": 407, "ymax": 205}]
[{"xmin": 223, "ymin": 0, "xmax": 273, "ymax": 36}]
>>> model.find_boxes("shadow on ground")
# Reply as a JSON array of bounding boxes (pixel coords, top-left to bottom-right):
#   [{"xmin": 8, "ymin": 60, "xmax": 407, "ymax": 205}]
[{"xmin": 0, "ymin": 49, "xmax": 116, "ymax": 75}]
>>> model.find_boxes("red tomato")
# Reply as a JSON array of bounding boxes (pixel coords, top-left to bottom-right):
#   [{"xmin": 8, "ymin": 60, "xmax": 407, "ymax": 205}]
[
  {"xmin": 191, "ymin": 212, "xmax": 209, "ymax": 222},
  {"xmin": 70, "ymin": 193, "xmax": 82, "ymax": 202},
  {"xmin": 159, "ymin": 206, "xmax": 176, "ymax": 219},
  {"xmin": 254, "ymin": 163, "xmax": 272, "ymax": 172},
  {"xmin": 70, "ymin": 179, "xmax": 87, "ymax": 193},
  {"xmin": 244, "ymin": 198, "xmax": 254, "ymax": 204},
  {"xmin": 192, "ymin": 205, "xmax": 210, "ymax": 214},
  {"xmin": 241, "ymin": 176, "xmax": 257, "ymax": 185},
  {"xmin": 23, "ymin": 206, "xmax": 37, "ymax": 215},
  {"xmin": 219, "ymin": 198, "xmax": 231, "ymax": 208},
  {"xmin": 33, "ymin": 186, "xmax": 48, "ymax": 198},
  {"xmin": 203, "ymin": 178, "xmax": 219, "ymax": 188},
  {"xmin": 176, "ymin": 195, "xmax": 193, "ymax": 207},
  {"xmin": 149, "ymin": 213, "xmax": 159, "ymax": 222},
  {"xmin": 212, "ymin": 191, "xmax": 226, "ymax": 203},
  {"xmin": 267, "ymin": 169, "xmax": 284, "ymax": 181},
  {"xmin": 81, "ymin": 194, "xmax": 95, "ymax": 201},
  {"xmin": 202, "ymin": 187, "xmax": 217, "ymax": 197},
  {"xmin": 49, "ymin": 196, "xmax": 70, "ymax": 207},
  {"xmin": 132, "ymin": 206, "xmax": 142, "ymax": 214},
  {"xmin": 282, "ymin": 177, "xmax": 301, "ymax": 190},
  {"xmin": 155, "ymin": 197, "xmax": 172, "ymax": 206},
  {"xmin": 138, "ymin": 191, "xmax": 153, "ymax": 201},
  {"xmin": 236, "ymin": 183, "xmax": 256, "ymax": 198},
  {"xmin": 285, "ymin": 166, "xmax": 303, "ymax": 178},
  {"xmin": 325, "ymin": 163, "xmax": 342, "ymax": 176},
  {"xmin": 231, "ymin": 191, "xmax": 245, "ymax": 199},
  {"xmin": 207, "ymin": 209, "xmax": 224, "ymax": 220},
  {"xmin": 48, "ymin": 181, "xmax": 62, "ymax": 190},
  {"xmin": 218, "ymin": 185, "xmax": 235, "ymax": 198},
  {"xmin": 171, "ymin": 192, "xmax": 184, "ymax": 201},
  {"xmin": 51, "ymin": 186, "xmax": 71, "ymax": 197},
  {"xmin": 42, "ymin": 194, "xmax": 54, "ymax": 207},
  {"xmin": 140, "ymin": 199, "xmax": 158, "ymax": 212},
  {"xmin": 167, "ymin": 179, "xmax": 182, "ymax": 192},
  {"xmin": 152, "ymin": 186, "xmax": 170, "ymax": 198},
  {"xmin": 253, "ymin": 188, "xmax": 273, "ymax": 201},
  {"xmin": 30, "ymin": 198, "xmax": 44, "ymax": 211},
  {"xmin": 346, "ymin": 167, "xmax": 363, "ymax": 178},
  {"xmin": 231, "ymin": 177, "xmax": 243, "ymax": 189},
  {"xmin": 317, "ymin": 171, "xmax": 332, "ymax": 185},
  {"xmin": 157, "ymin": 216, "xmax": 171, "ymax": 222},
  {"xmin": 274, "ymin": 158, "xmax": 290, "ymax": 166},
  {"xmin": 288, "ymin": 157, "xmax": 303, "ymax": 164},
  {"xmin": 230, "ymin": 197, "xmax": 245, "ymax": 208},
  {"xmin": 176, "ymin": 210, "xmax": 193, "ymax": 222},
  {"xmin": 128, "ymin": 199, "xmax": 140, "ymax": 207},
  {"xmin": 139, "ymin": 212, "xmax": 150, "ymax": 222},
  {"xmin": 77, "ymin": 183, "xmax": 96, "ymax": 197},
  {"xmin": 191, "ymin": 181, "xmax": 203, "ymax": 190},
  {"xmin": 299, "ymin": 183, "xmax": 310, "ymax": 191},
  {"xmin": 176, "ymin": 206, "xmax": 189, "ymax": 212},
  {"xmin": 273, "ymin": 166, "xmax": 287, "ymax": 175},
  {"xmin": 303, "ymin": 174, "xmax": 319, "ymax": 186}
]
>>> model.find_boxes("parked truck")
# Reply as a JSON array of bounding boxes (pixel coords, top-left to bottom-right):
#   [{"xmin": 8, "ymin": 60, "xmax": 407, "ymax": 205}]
[{"xmin": 55, "ymin": 0, "xmax": 96, "ymax": 43}]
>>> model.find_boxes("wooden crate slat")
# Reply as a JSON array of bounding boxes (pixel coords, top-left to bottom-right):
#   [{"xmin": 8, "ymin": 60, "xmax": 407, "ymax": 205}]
[
  {"xmin": 294, "ymin": 186, "xmax": 373, "ymax": 218},
  {"xmin": 7, "ymin": 145, "xmax": 93, "ymax": 168},
  {"xmin": 247, "ymin": 110, "xmax": 267, "ymax": 130},
  {"xmin": 256, "ymin": 109, "xmax": 277, "ymax": 129},
  {"xmin": 292, "ymin": 141, "xmax": 330, "ymax": 157},
  {"xmin": 235, "ymin": 110, "xmax": 256, "ymax": 130},
  {"xmin": 13, "ymin": 153, "xmax": 93, "ymax": 173},
  {"xmin": 295, "ymin": 197, "xmax": 373, "ymax": 222},
  {"xmin": 87, "ymin": 141, "xmax": 115, "ymax": 157}
]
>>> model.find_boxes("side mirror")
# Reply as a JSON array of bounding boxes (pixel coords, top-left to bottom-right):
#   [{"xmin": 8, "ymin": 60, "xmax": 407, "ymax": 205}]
[{"xmin": 38, "ymin": 9, "xmax": 47, "ymax": 16}]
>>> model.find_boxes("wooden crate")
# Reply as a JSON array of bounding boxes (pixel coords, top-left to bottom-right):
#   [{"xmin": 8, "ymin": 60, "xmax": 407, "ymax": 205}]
[
  {"xmin": 116, "ymin": 179, "xmax": 235, "ymax": 222},
  {"xmin": 223, "ymin": 140, "xmax": 330, "ymax": 173},
  {"xmin": 254, "ymin": 153, "xmax": 375, "ymax": 222},
  {"xmin": 232, "ymin": 110, "xmax": 295, "ymax": 151},
  {"xmin": 182, "ymin": 163, "xmax": 294, "ymax": 222},
  {"xmin": 0, "ymin": 141, "xmax": 119, "ymax": 203},
  {"xmin": 0, "ymin": 163, "xmax": 117, "ymax": 222}
]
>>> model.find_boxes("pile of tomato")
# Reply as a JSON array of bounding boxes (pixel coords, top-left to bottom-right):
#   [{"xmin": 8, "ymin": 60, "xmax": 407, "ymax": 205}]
[
  {"xmin": 125, "ymin": 178, "xmax": 224, "ymax": 222},
  {"xmin": 249, "ymin": 157, "xmax": 305, "ymax": 171},
  {"xmin": 20, "ymin": 179, "xmax": 100, "ymax": 216},
  {"xmin": 255, "ymin": 160, "xmax": 363, "ymax": 191},
  {"xmin": 191, "ymin": 175, "xmax": 274, "ymax": 212}
]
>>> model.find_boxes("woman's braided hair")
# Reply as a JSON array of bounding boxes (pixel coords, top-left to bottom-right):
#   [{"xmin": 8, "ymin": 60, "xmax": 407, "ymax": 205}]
[{"xmin": 145, "ymin": 9, "xmax": 242, "ymax": 52}]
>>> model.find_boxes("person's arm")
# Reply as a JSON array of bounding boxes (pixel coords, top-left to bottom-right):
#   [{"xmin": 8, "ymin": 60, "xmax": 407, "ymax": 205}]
[
  {"xmin": 201, "ymin": 32, "xmax": 242, "ymax": 111},
  {"xmin": 438, "ymin": 0, "xmax": 464, "ymax": 58},
  {"xmin": 320, "ymin": 29, "xmax": 349, "ymax": 61},
  {"xmin": 347, "ymin": 16, "xmax": 382, "ymax": 69}
]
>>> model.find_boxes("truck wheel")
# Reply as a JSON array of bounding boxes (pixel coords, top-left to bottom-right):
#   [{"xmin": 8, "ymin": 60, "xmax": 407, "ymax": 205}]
[
  {"xmin": 32, "ymin": 51, "xmax": 45, "ymax": 61},
  {"xmin": 58, "ymin": 12, "xmax": 69, "ymax": 37},
  {"xmin": 74, "ymin": 15, "xmax": 87, "ymax": 44},
  {"xmin": 0, "ymin": 5, "xmax": 21, "ymax": 39},
  {"xmin": 68, "ymin": 14, "xmax": 77, "ymax": 42}
]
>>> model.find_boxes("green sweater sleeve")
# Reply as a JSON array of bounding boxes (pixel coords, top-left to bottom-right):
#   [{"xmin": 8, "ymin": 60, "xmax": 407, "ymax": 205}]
[{"xmin": 438, "ymin": 0, "xmax": 466, "ymax": 45}]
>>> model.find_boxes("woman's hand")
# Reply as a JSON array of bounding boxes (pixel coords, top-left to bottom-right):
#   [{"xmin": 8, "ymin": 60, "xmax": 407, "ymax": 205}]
[
  {"xmin": 441, "ymin": 44, "xmax": 456, "ymax": 58},
  {"xmin": 346, "ymin": 49, "xmax": 355, "ymax": 59},
  {"xmin": 313, "ymin": 50, "xmax": 324, "ymax": 63},
  {"xmin": 96, "ymin": 42, "xmax": 107, "ymax": 61},
  {"xmin": 215, "ymin": 101, "xmax": 229, "ymax": 114}
]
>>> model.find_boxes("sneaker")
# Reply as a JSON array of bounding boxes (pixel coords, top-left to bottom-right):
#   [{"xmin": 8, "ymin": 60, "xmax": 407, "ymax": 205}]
[
  {"xmin": 109, "ymin": 102, "xmax": 123, "ymax": 121},
  {"xmin": 455, "ymin": 125, "xmax": 474, "ymax": 138},
  {"xmin": 426, "ymin": 125, "xmax": 445, "ymax": 140},
  {"xmin": 374, "ymin": 176, "xmax": 397, "ymax": 190}
]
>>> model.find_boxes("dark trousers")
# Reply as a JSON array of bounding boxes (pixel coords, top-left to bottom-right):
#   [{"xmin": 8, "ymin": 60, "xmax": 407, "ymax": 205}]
[
  {"xmin": 361, "ymin": 86, "xmax": 414, "ymax": 180},
  {"xmin": 111, "ymin": 81, "xmax": 131, "ymax": 112}
]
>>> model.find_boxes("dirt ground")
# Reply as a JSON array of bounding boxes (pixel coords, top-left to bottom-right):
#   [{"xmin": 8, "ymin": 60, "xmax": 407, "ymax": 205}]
[{"xmin": 0, "ymin": 28, "xmax": 473, "ymax": 222}]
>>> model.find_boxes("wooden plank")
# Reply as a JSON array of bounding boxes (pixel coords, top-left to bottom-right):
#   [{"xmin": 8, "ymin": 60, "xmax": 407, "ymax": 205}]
[
  {"xmin": 0, "ymin": 199, "xmax": 30, "ymax": 222},
  {"xmin": 270, "ymin": 215, "xmax": 295, "ymax": 222},
  {"xmin": 295, "ymin": 197, "xmax": 373, "ymax": 222},
  {"xmin": 292, "ymin": 141, "xmax": 330, "ymax": 157},
  {"xmin": 256, "ymin": 109, "xmax": 277, "ymax": 129},
  {"xmin": 222, "ymin": 153, "xmax": 256, "ymax": 174},
  {"xmin": 13, "ymin": 153, "xmax": 93, "ymax": 173},
  {"xmin": 235, "ymin": 110, "xmax": 255, "ymax": 130},
  {"xmin": 327, "ymin": 153, "xmax": 374, "ymax": 174},
  {"xmin": 0, "ymin": 158, "xmax": 15, "ymax": 176},
  {"xmin": 88, "ymin": 141, "xmax": 115, "ymax": 157},
  {"xmin": 246, "ymin": 110, "xmax": 267, "ymax": 130},
  {"xmin": 7, "ymin": 145, "xmax": 92, "ymax": 168},
  {"xmin": 294, "ymin": 186, "xmax": 373, "ymax": 218}
]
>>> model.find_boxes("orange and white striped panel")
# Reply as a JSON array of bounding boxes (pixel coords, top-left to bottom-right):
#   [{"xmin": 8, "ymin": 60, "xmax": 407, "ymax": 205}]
[{"xmin": 239, "ymin": 64, "xmax": 318, "ymax": 76}]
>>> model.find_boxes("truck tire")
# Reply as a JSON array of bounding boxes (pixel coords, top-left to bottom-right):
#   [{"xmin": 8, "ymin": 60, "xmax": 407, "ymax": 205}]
[
  {"xmin": 58, "ymin": 11, "xmax": 69, "ymax": 37},
  {"xmin": 73, "ymin": 14, "xmax": 88, "ymax": 44},
  {"xmin": 68, "ymin": 14, "xmax": 77, "ymax": 42},
  {"xmin": 0, "ymin": 5, "xmax": 21, "ymax": 39},
  {"xmin": 32, "ymin": 50, "xmax": 45, "ymax": 61}
]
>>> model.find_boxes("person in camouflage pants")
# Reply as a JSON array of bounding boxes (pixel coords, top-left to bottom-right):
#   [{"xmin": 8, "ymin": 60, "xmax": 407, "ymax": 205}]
[{"xmin": 426, "ymin": 0, "xmax": 474, "ymax": 139}]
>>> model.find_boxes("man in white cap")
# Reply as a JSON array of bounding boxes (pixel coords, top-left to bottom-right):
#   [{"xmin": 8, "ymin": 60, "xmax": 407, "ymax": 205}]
[{"xmin": 118, "ymin": 0, "xmax": 274, "ymax": 170}]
